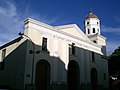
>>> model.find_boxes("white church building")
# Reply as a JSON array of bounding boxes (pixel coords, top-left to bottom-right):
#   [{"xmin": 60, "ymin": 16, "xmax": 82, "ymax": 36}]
[{"xmin": 0, "ymin": 11, "xmax": 109, "ymax": 90}]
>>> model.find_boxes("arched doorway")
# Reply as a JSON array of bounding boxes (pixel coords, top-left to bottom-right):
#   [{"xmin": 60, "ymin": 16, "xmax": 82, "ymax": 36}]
[
  {"xmin": 67, "ymin": 60, "xmax": 80, "ymax": 90},
  {"xmin": 35, "ymin": 60, "xmax": 50, "ymax": 90},
  {"xmin": 91, "ymin": 68, "xmax": 98, "ymax": 90}
]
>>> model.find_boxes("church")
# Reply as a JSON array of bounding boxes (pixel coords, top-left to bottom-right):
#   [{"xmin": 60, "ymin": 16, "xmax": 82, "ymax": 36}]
[{"xmin": 0, "ymin": 11, "xmax": 109, "ymax": 90}]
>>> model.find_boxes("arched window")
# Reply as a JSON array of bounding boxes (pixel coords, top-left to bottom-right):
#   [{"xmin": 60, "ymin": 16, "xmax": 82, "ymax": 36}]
[
  {"xmin": 93, "ymin": 40, "xmax": 97, "ymax": 43},
  {"xmin": 87, "ymin": 22, "xmax": 89, "ymax": 25},
  {"xmin": 92, "ymin": 52, "xmax": 95, "ymax": 62},
  {"xmin": 88, "ymin": 29, "xmax": 90, "ymax": 34},
  {"xmin": 72, "ymin": 43, "xmax": 75, "ymax": 55},
  {"xmin": 93, "ymin": 28, "xmax": 95, "ymax": 33},
  {"xmin": 97, "ymin": 22, "xmax": 99, "ymax": 25}
]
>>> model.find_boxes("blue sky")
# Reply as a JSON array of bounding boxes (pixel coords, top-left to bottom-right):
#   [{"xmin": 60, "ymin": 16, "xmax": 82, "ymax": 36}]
[{"xmin": 0, "ymin": 0, "xmax": 120, "ymax": 55}]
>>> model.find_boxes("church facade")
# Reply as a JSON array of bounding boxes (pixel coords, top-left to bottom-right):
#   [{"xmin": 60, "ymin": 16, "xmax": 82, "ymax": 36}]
[{"xmin": 0, "ymin": 12, "xmax": 109, "ymax": 90}]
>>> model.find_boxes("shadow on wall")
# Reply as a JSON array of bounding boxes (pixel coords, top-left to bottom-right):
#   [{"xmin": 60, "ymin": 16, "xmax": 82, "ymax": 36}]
[
  {"xmin": 0, "ymin": 39, "xmax": 71, "ymax": 90},
  {"xmin": 0, "ymin": 38, "xmax": 108, "ymax": 90},
  {"xmin": 0, "ymin": 39, "xmax": 28, "ymax": 89}
]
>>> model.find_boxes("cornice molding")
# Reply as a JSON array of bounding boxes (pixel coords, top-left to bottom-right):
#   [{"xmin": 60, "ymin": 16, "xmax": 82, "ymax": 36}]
[
  {"xmin": 24, "ymin": 18, "xmax": 103, "ymax": 54},
  {"xmin": 88, "ymin": 33, "xmax": 106, "ymax": 39}
]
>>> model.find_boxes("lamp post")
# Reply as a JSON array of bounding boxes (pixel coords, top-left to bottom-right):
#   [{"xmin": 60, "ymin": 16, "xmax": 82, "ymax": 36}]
[{"xmin": 18, "ymin": 32, "xmax": 35, "ymax": 90}]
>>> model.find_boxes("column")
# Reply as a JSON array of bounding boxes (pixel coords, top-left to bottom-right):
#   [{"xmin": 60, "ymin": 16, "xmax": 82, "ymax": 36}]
[{"xmin": 52, "ymin": 36, "xmax": 58, "ymax": 82}]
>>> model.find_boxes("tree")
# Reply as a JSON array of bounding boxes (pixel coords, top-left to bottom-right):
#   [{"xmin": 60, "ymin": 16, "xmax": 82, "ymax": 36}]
[
  {"xmin": 111, "ymin": 46, "xmax": 120, "ymax": 57},
  {"xmin": 108, "ymin": 46, "xmax": 120, "ymax": 90},
  {"xmin": 108, "ymin": 46, "xmax": 120, "ymax": 78}
]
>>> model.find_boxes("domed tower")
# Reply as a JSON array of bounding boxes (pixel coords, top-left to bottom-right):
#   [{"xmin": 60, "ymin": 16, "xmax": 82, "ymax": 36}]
[
  {"xmin": 84, "ymin": 9, "xmax": 100, "ymax": 36},
  {"xmin": 84, "ymin": 9, "xmax": 107, "ymax": 55}
]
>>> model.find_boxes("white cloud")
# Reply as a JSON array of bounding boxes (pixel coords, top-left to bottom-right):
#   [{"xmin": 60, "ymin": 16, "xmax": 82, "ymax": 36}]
[
  {"xmin": 101, "ymin": 25, "xmax": 120, "ymax": 55},
  {"xmin": 0, "ymin": 0, "xmax": 58, "ymax": 46},
  {"xmin": 19, "ymin": 6, "xmax": 58, "ymax": 25},
  {"xmin": 1, "ymin": 0, "xmax": 118, "ymax": 57},
  {"xmin": 114, "ymin": 16, "xmax": 120, "ymax": 24},
  {"xmin": 0, "ymin": 0, "xmax": 16, "ymax": 17},
  {"xmin": 106, "ymin": 41, "xmax": 120, "ymax": 56},
  {"xmin": 101, "ymin": 25, "xmax": 120, "ymax": 34},
  {"xmin": 0, "ymin": 0, "xmax": 22, "ymax": 46}
]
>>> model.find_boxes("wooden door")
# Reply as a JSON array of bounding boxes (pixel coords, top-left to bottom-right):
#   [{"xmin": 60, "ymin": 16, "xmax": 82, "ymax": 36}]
[
  {"xmin": 91, "ymin": 68, "xmax": 98, "ymax": 90},
  {"xmin": 35, "ymin": 60, "xmax": 50, "ymax": 90},
  {"xmin": 67, "ymin": 61, "xmax": 79, "ymax": 90}
]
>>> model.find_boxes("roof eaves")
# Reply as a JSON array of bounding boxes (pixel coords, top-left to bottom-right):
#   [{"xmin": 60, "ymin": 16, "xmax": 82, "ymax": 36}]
[{"xmin": 0, "ymin": 37, "xmax": 23, "ymax": 50}]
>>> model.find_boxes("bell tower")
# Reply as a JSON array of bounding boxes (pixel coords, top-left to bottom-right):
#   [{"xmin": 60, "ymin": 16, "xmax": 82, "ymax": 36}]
[
  {"xmin": 84, "ymin": 8, "xmax": 100, "ymax": 36},
  {"xmin": 84, "ymin": 9, "xmax": 107, "ymax": 55}
]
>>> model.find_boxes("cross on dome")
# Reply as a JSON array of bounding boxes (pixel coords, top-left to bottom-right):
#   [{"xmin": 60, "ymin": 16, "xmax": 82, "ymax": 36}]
[{"xmin": 85, "ymin": 8, "xmax": 99, "ymax": 20}]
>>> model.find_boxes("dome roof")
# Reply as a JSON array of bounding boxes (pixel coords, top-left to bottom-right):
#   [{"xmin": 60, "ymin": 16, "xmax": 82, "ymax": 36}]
[{"xmin": 85, "ymin": 13, "xmax": 99, "ymax": 20}]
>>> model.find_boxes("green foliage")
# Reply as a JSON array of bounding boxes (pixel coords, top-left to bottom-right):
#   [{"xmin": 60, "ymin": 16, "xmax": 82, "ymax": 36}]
[
  {"xmin": 111, "ymin": 46, "xmax": 120, "ymax": 57},
  {"xmin": 108, "ymin": 46, "xmax": 120, "ymax": 75}
]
